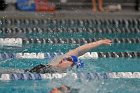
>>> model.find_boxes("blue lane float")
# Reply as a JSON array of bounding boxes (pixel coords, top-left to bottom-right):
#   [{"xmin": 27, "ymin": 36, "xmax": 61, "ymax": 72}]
[{"xmin": 0, "ymin": 72, "xmax": 140, "ymax": 81}]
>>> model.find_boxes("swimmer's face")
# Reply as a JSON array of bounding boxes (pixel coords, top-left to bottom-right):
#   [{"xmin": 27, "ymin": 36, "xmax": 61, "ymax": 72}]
[
  {"xmin": 57, "ymin": 57, "xmax": 74, "ymax": 69},
  {"xmin": 50, "ymin": 86, "xmax": 69, "ymax": 93},
  {"xmin": 50, "ymin": 88, "xmax": 62, "ymax": 93}
]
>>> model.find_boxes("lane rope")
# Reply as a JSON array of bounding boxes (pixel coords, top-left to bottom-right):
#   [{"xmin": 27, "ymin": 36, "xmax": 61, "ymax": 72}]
[
  {"xmin": 0, "ymin": 38, "xmax": 139, "ymax": 47},
  {"xmin": 0, "ymin": 72, "xmax": 140, "ymax": 80},
  {"xmin": 1, "ymin": 27, "xmax": 140, "ymax": 33},
  {"xmin": 0, "ymin": 52, "xmax": 139, "ymax": 59},
  {"xmin": 0, "ymin": 18, "xmax": 140, "ymax": 27}
]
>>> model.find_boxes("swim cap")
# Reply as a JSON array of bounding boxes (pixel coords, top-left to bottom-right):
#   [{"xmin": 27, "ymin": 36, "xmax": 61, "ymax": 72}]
[{"xmin": 71, "ymin": 56, "xmax": 84, "ymax": 68}]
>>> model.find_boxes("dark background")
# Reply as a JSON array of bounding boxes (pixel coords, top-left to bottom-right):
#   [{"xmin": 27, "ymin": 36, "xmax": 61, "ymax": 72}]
[{"xmin": 0, "ymin": 0, "xmax": 140, "ymax": 11}]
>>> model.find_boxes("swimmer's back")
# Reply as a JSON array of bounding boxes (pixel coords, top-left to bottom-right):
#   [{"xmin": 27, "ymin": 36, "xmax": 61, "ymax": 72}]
[{"xmin": 27, "ymin": 64, "xmax": 66, "ymax": 74}]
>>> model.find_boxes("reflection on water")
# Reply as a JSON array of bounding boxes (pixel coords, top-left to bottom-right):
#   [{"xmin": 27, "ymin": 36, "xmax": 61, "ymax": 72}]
[
  {"xmin": 47, "ymin": 71, "xmax": 140, "ymax": 93},
  {"xmin": 0, "ymin": 74, "xmax": 140, "ymax": 93}
]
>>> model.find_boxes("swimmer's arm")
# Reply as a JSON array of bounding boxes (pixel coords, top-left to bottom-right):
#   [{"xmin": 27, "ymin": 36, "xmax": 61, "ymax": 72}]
[{"xmin": 66, "ymin": 39, "xmax": 112, "ymax": 57}]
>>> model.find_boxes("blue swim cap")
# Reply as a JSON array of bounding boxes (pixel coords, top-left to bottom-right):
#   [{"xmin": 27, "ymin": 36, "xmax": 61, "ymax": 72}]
[{"xmin": 71, "ymin": 56, "xmax": 84, "ymax": 68}]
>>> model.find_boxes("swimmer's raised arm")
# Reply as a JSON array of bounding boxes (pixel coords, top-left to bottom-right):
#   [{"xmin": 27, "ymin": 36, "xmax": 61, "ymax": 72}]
[
  {"xmin": 28, "ymin": 39, "xmax": 112, "ymax": 72},
  {"xmin": 65, "ymin": 39, "xmax": 112, "ymax": 57}
]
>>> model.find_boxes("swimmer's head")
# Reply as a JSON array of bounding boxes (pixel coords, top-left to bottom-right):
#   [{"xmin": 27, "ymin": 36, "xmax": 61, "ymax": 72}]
[
  {"xmin": 50, "ymin": 85, "xmax": 69, "ymax": 93},
  {"xmin": 58, "ymin": 56, "xmax": 84, "ymax": 68},
  {"xmin": 50, "ymin": 87, "xmax": 62, "ymax": 93},
  {"xmin": 49, "ymin": 55, "xmax": 84, "ymax": 69},
  {"xmin": 49, "ymin": 55, "xmax": 73, "ymax": 69},
  {"xmin": 50, "ymin": 85, "xmax": 79, "ymax": 93}
]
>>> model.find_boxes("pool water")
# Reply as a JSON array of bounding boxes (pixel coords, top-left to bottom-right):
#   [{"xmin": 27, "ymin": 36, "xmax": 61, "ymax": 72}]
[
  {"xmin": 0, "ymin": 58, "xmax": 140, "ymax": 93},
  {"xmin": 0, "ymin": 44, "xmax": 140, "ymax": 93},
  {"xmin": 0, "ymin": 18, "xmax": 140, "ymax": 93}
]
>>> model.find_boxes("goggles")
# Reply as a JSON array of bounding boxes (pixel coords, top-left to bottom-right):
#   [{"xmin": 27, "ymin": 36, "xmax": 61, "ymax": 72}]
[{"xmin": 63, "ymin": 56, "xmax": 84, "ymax": 68}]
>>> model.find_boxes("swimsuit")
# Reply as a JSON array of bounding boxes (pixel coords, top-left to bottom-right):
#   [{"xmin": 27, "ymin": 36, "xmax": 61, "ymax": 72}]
[{"xmin": 27, "ymin": 64, "xmax": 66, "ymax": 74}]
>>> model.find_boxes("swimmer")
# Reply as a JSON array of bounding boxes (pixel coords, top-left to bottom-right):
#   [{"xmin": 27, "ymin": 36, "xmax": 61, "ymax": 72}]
[
  {"xmin": 26, "ymin": 39, "xmax": 112, "ymax": 73},
  {"xmin": 50, "ymin": 85, "xmax": 79, "ymax": 93}
]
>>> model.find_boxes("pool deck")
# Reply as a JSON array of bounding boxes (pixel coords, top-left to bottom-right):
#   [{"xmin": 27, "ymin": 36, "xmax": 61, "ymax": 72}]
[{"xmin": 0, "ymin": 4, "xmax": 140, "ymax": 19}]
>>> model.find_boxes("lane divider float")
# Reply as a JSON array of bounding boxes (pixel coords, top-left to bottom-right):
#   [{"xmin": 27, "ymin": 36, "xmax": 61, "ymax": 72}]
[
  {"xmin": 0, "ymin": 38, "xmax": 22, "ymax": 47},
  {"xmin": 0, "ymin": 72, "xmax": 140, "ymax": 80},
  {"xmin": 0, "ymin": 38, "xmax": 139, "ymax": 47},
  {"xmin": 1, "ymin": 27, "xmax": 140, "ymax": 33},
  {"xmin": 0, "ymin": 18, "xmax": 140, "ymax": 27},
  {"xmin": 0, "ymin": 52, "xmax": 139, "ymax": 59}
]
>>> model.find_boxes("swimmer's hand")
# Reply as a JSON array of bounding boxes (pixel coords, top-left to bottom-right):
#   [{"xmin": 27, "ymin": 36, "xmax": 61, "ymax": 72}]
[{"xmin": 99, "ymin": 39, "xmax": 112, "ymax": 45}]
